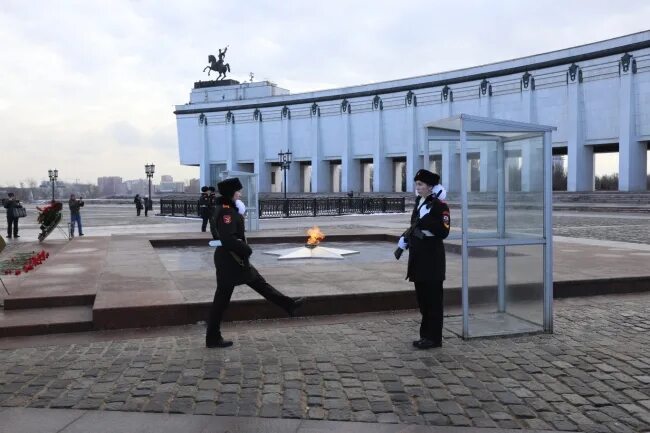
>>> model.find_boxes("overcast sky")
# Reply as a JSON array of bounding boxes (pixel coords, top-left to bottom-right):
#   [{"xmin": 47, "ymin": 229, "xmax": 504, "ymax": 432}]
[{"xmin": 1, "ymin": 0, "xmax": 648, "ymax": 187}]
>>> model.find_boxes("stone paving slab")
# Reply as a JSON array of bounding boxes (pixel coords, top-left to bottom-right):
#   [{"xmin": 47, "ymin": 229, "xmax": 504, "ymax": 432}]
[
  {"xmin": 0, "ymin": 407, "xmax": 85, "ymax": 433},
  {"xmin": 1, "ymin": 237, "xmax": 107, "ymax": 308},
  {"xmin": 0, "ymin": 293, "xmax": 648, "ymax": 432},
  {"xmin": 0, "ymin": 407, "xmax": 566, "ymax": 433}
]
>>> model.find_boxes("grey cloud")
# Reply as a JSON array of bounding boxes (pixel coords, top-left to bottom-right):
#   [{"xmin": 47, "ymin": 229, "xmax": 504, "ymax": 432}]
[{"xmin": 1, "ymin": 0, "xmax": 648, "ymax": 185}]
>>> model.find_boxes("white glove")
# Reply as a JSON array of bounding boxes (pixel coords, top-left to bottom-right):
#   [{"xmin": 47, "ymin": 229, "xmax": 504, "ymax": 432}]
[
  {"xmin": 433, "ymin": 184, "xmax": 447, "ymax": 200},
  {"xmin": 398, "ymin": 236, "xmax": 408, "ymax": 249},
  {"xmin": 235, "ymin": 199, "xmax": 246, "ymax": 215}
]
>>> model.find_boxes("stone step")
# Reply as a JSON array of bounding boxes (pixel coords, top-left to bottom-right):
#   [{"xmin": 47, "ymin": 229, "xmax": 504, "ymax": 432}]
[
  {"xmin": 0, "ymin": 305, "xmax": 93, "ymax": 338},
  {"xmin": 3, "ymin": 293, "xmax": 95, "ymax": 310}
]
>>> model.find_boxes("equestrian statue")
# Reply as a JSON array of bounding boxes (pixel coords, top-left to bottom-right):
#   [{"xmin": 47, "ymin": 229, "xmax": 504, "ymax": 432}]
[{"xmin": 203, "ymin": 46, "xmax": 231, "ymax": 80}]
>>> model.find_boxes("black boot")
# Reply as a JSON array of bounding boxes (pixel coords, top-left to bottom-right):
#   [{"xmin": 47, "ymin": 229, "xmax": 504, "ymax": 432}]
[
  {"xmin": 413, "ymin": 338, "xmax": 441, "ymax": 350},
  {"xmin": 206, "ymin": 337, "xmax": 233, "ymax": 348},
  {"xmin": 287, "ymin": 297, "xmax": 305, "ymax": 317}
]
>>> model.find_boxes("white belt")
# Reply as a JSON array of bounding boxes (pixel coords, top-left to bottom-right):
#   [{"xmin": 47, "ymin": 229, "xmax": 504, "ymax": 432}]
[
  {"xmin": 421, "ymin": 230, "xmax": 435, "ymax": 237},
  {"xmin": 208, "ymin": 240, "xmax": 223, "ymax": 247}
]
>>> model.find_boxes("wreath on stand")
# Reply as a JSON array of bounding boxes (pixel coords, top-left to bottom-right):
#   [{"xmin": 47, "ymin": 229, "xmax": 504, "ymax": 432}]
[{"xmin": 37, "ymin": 201, "xmax": 63, "ymax": 242}]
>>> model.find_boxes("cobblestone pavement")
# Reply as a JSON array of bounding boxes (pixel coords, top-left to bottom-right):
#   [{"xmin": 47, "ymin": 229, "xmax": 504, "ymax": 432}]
[
  {"xmin": 1, "ymin": 293, "xmax": 649, "ymax": 432},
  {"xmin": 465, "ymin": 213, "xmax": 650, "ymax": 245},
  {"xmin": 551, "ymin": 214, "xmax": 650, "ymax": 245}
]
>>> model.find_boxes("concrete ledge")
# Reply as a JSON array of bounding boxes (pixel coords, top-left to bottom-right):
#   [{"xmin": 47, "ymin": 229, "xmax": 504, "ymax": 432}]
[
  {"xmin": 3, "ymin": 294, "xmax": 95, "ymax": 310},
  {"xmin": 93, "ymin": 303, "xmax": 191, "ymax": 330},
  {"xmin": 150, "ymin": 233, "xmax": 396, "ymax": 248},
  {"xmin": 554, "ymin": 276, "xmax": 650, "ymax": 298},
  {"xmin": 150, "ymin": 235, "xmax": 506, "ymax": 257},
  {"xmin": 89, "ymin": 277, "xmax": 650, "ymax": 331},
  {"xmin": 0, "ymin": 306, "xmax": 93, "ymax": 338}
]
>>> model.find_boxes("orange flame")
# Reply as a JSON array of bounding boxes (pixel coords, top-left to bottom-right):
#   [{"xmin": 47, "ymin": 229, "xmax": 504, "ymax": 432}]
[{"xmin": 306, "ymin": 226, "xmax": 325, "ymax": 246}]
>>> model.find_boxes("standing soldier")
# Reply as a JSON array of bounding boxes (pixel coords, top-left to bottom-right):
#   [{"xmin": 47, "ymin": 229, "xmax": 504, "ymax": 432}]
[
  {"xmin": 144, "ymin": 196, "xmax": 152, "ymax": 217},
  {"xmin": 206, "ymin": 177, "xmax": 304, "ymax": 348},
  {"xmin": 207, "ymin": 186, "xmax": 217, "ymax": 233},
  {"xmin": 198, "ymin": 186, "xmax": 210, "ymax": 232},
  {"xmin": 396, "ymin": 169, "xmax": 450, "ymax": 349}
]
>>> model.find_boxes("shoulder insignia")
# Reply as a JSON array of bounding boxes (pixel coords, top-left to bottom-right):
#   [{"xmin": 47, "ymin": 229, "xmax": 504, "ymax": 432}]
[{"xmin": 442, "ymin": 211, "xmax": 450, "ymax": 229}]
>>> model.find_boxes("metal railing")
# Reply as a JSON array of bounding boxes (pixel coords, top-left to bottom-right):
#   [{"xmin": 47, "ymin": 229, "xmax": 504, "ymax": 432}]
[
  {"xmin": 159, "ymin": 197, "xmax": 405, "ymax": 218},
  {"xmin": 160, "ymin": 199, "xmax": 200, "ymax": 217}
]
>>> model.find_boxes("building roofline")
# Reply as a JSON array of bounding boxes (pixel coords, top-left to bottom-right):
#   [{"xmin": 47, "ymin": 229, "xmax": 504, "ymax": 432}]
[{"xmin": 175, "ymin": 31, "xmax": 650, "ymax": 116}]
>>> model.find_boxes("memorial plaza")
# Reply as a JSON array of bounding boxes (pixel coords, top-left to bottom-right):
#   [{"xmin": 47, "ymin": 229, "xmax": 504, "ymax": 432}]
[
  {"xmin": 2, "ymin": 25, "xmax": 650, "ymax": 433},
  {"xmin": 0, "ymin": 201, "xmax": 649, "ymax": 432}
]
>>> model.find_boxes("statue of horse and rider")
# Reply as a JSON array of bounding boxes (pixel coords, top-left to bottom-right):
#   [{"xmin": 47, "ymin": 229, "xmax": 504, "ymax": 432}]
[{"xmin": 203, "ymin": 46, "xmax": 231, "ymax": 80}]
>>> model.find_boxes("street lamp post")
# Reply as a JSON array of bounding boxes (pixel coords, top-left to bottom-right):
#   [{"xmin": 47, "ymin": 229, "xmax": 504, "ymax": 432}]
[
  {"xmin": 145, "ymin": 163, "xmax": 155, "ymax": 213},
  {"xmin": 277, "ymin": 150, "xmax": 292, "ymax": 200},
  {"xmin": 48, "ymin": 169, "xmax": 58, "ymax": 202}
]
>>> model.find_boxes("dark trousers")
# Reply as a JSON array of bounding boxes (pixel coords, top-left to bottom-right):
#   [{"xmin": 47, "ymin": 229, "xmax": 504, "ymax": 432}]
[
  {"xmin": 6, "ymin": 217, "xmax": 18, "ymax": 237},
  {"xmin": 137, "ymin": 208, "xmax": 141, "ymax": 216},
  {"xmin": 144, "ymin": 206, "xmax": 149, "ymax": 217},
  {"xmin": 206, "ymin": 272, "xmax": 293, "ymax": 341},
  {"xmin": 201, "ymin": 216, "xmax": 209, "ymax": 232},
  {"xmin": 414, "ymin": 280, "xmax": 444, "ymax": 343}
]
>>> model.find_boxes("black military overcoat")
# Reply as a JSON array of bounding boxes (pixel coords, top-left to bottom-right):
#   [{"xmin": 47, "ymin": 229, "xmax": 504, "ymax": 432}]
[{"xmin": 406, "ymin": 194, "xmax": 450, "ymax": 282}]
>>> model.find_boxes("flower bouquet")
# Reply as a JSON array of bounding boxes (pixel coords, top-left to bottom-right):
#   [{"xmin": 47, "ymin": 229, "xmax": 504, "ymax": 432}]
[
  {"xmin": 37, "ymin": 201, "xmax": 63, "ymax": 242},
  {"xmin": 0, "ymin": 250, "xmax": 49, "ymax": 276}
]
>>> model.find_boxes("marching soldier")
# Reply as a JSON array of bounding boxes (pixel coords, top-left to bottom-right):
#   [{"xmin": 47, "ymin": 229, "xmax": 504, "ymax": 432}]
[
  {"xmin": 198, "ymin": 186, "xmax": 210, "ymax": 232},
  {"xmin": 206, "ymin": 177, "xmax": 304, "ymax": 348},
  {"xmin": 396, "ymin": 169, "xmax": 450, "ymax": 349}
]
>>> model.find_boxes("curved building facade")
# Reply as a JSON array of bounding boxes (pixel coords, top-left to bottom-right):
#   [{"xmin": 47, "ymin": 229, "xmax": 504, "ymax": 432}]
[{"xmin": 175, "ymin": 31, "xmax": 650, "ymax": 193}]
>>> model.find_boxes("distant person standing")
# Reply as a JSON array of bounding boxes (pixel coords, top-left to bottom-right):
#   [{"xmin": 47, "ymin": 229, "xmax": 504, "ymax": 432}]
[
  {"xmin": 68, "ymin": 194, "xmax": 85, "ymax": 237},
  {"xmin": 3, "ymin": 192, "xmax": 20, "ymax": 239},
  {"xmin": 144, "ymin": 196, "xmax": 152, "ymax": 217},
  {"xmin": 207, "ymin": 186, "xmax": 217, "ymax": 232},
  {"xmin": 198, "ymin": 186, "xmax": 210, "ymax": 232},
  {"xmin": 134, "ymin": 194, "xmax": 143, "ymax": 216}
]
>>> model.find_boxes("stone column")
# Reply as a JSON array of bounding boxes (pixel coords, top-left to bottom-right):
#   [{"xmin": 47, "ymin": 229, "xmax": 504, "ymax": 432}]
[
  {"xmin": 225, "ymin": 111, "xmax": 243, "ymax": 173},
  {"xmin": 440, "ymin": 86, "xmax": 460, "ymax": 192},
  {"xmin": 253, "ymin": 109, "xmax": 271, "ymax": 193},
  {"xmin": 309, "ymin": 103, "xmax": 329, "ymax": 192},
  {"xmin": 405, "ymin": 91, "xmax": 418, "ymax": 193},
  {"xmin": 198, "ymin": 114, "xmax": 210, "ymax": 186},
  {"xmin": 566, "ymin": 65, "xmax": 594, "ymax": 191},
  {"xmin": 340, "ymin": 100, "xmax": 360, "ymax": 192},
  {"xmin": 280, "ymin": 106, "xmax": 301, "ymax": 193},
  {"xmin": 372, "ymin": 96, "xmax": 391, "ymax": 192},
  {"xmin": 478, "ymin": 80, "xmax": 498, "ymax": 192},
  {"xmin": 618, "ymin": 53, "xmax": 646, "ymax": 191},
  {"xmin": 520, "ymin": 73, "xmax": 544, "ymax": 192}
]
